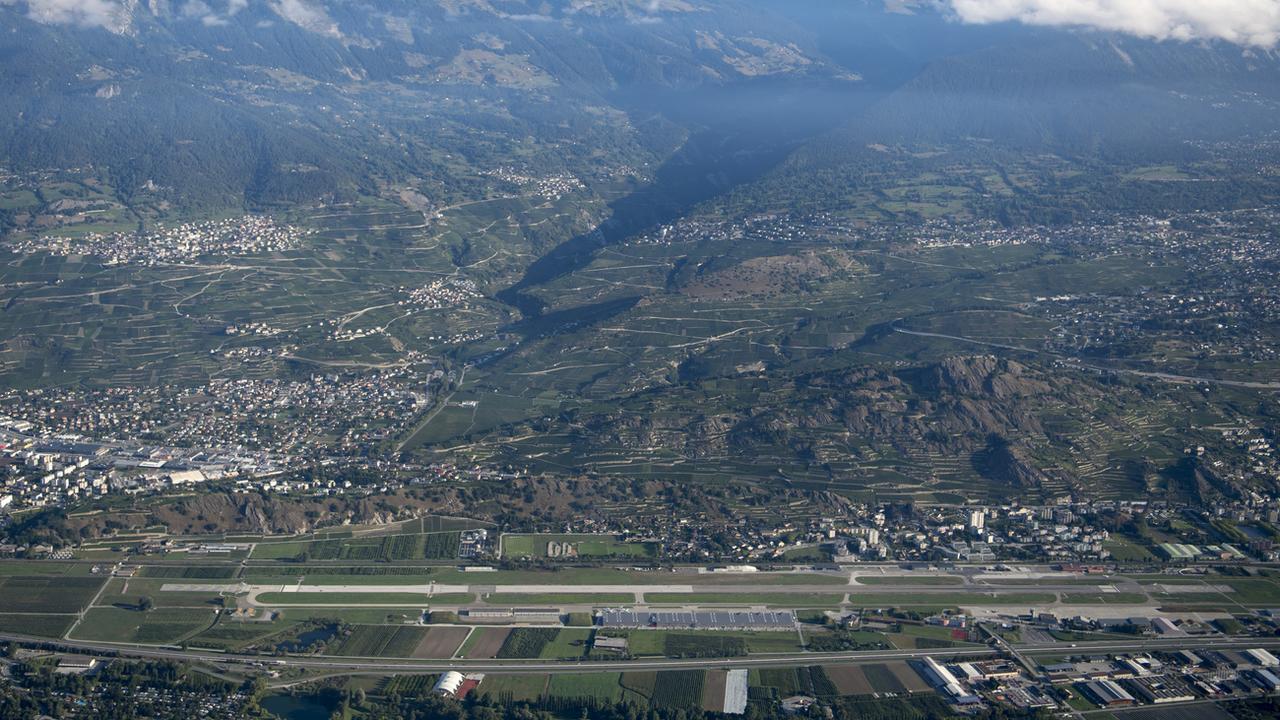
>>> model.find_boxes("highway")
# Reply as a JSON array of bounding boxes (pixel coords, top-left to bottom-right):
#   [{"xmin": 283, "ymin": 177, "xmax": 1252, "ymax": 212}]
[
  {"xmin": 0, "ymin": 631, "xmax": 995, "ymax": 673},
  {"xmin": 6, "ymin": 631, "xmax": 1280, "ymax": 675}
]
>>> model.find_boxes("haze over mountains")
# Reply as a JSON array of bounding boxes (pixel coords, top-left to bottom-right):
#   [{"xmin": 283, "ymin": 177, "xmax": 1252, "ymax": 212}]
[{"xmin": 3, "ymin": 0, "xmax": 1279, "ymax": 219}]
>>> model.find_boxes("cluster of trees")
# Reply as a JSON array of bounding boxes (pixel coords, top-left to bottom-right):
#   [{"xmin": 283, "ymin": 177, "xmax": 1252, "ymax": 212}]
[{"xmin": 0, "ymin": 658, "xmax": 262, "ymax": 720}]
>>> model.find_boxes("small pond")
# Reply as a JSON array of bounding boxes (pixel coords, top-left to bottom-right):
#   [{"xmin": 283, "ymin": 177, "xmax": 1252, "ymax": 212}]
[{"xmin": 274, "ymin": 624, "xmax": 337, "ymax": 653}]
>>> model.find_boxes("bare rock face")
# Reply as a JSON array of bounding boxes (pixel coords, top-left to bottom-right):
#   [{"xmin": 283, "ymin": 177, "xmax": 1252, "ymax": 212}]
[{"xmin": 907, "ymin": 356, "xmax": 1052, "ymax": 399}]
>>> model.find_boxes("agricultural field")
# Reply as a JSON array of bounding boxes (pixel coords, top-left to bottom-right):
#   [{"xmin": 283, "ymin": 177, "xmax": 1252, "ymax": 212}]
[
  {"xmin": 701, "ymin": 670, "xmax": 728, "ymax": 713},
  {"xmin": 70, "ymin": 607, "xmax": 215, "ymax": 645},
  {"xmin": 138, "ymin": 566, "xmax": 240, "ymax": 580},
  {"xmin": 650, "ymin": 670, "xmax": 705, "ymax": 708},
  {"xmin": 619, "ymin": 672, "xmax": 657, "ymax": 704},
  {"xmin": 616, "ymin": 629, "xmax": 801, "ymax": 657},
  {"xmin": 859, "ymin": 662, "xmax": 931, "ymax": 694},
  {"xmin": 241, "ymin": 566, "xmax": 439, "ymax": 580},
  {"xmin": 381, "ymin": 675, "xmax": 443, "ymax": 697},
  {"xmin": 496, "ymin": 627, "xmax": 560, "ymax": 658},
  {"xmin": 0, "ymin": 561, "xmax": 99, "ymax": 577},
  {"xmin": 250, "ymin": 532, "xmax": 460, "ymax": 562},
  {"xmin": 411, "ymin": 626, "xmax": 471, "ymax": 658},
  {"xmin": 326, "ymin": 625, "xmax": 428, "ymax": 657},
  {"xmin": 823, "ymin": 665, "xmax": 876, "ymax": 696},
  {"xmin": 460, "ymin": 627, "xmax": 512, "ymax": 659},
  {"xmin": 0, "ymin": 613, "xmax": 75, "ymax": 638},
  {"xmin": 748, "ymin": 666, "xmax": 836, "ymax": 697},
  {"xmin": 0, "ymin": 575, "xmax": 104, "ymax": 614}
]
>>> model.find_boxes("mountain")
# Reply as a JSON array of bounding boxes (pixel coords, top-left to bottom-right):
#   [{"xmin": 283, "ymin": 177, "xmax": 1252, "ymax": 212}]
[
  {"xmin": 6, "ymin": 0, "xmax": 1280, "ymax": 222},
  {"xmin": 0, "ymin": 0, "xmax": 859, "ymax": 214}
]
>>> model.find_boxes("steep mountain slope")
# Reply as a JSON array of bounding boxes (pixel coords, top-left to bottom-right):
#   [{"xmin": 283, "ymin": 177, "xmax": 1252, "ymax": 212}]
[{"xmin": 0, "ymin": 0, "xmax": 857, "ymax": 213}]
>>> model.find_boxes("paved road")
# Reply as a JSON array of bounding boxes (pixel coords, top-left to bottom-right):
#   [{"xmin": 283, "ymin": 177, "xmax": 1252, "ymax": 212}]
[
  {"xmin": 0, "ymin": 631, "xmax": 994, "ymax": 673},
  {"xmin": 7, "ymin": 632, "xmax": 1280, "ymax": 675}
]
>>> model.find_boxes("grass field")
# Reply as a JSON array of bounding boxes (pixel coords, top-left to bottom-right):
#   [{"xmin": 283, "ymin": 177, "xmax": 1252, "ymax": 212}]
[
  {"xmin": 186, "ymin": 619, "xmax": 296, "ymax": 651},
  {"xmin": 1059, "ymin": 592, "xmax": 1149, "ymax": 605},
  {"xmin": 482, "ymin": 593, "xmax": 633, "ymax": 605},
  {"xmin": 545, "ymin": 673, "xmax": 624, "ymax": 703},
  {"xmin": 256, "ymin": 592, "xmax": 428, "ymax": 605},
  {"xmin": 282, "ymin": 607, "xmax": 424, "ymax": 625},
  {"xmin": 643, "ymin": 593, "xmax": 844, "ymax": 607},
  {"xmin": 99, "ymin": 578, "xmax": 228, "ymax": 608},
  {"xmin": 1104, "ymin": 537, "xmax": 1156, "ymax": 562},
  {"xmin": 845, "ymin": 592, "xmax": 1055, "ymax": 607},
  {"xmin": 478, "ymin": 674, "xmax": 549, "ymax": 703},
  {"xmin": 854, "ymin": 576, "xmax": 964, "ymax": 586},
  {"xmin": 539, "ymin": 628, "xmax": 594, "ymax": 659},
  {"xmin": 501, "ymin": 534, "xmax": 657, "ymax": 559}
]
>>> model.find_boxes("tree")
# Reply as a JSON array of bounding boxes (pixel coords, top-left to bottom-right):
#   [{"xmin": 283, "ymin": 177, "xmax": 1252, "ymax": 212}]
[{"xmin": 138, "ymin": 596, "xmax": 154, "ymax": 612}]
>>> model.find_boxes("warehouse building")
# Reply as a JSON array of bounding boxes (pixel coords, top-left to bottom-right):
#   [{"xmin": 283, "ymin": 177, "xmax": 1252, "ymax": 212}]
[
  {"xmin": 1245, "ymin": 648, "xmax": 1280, "ymax": 667},
  {"xmin": 1126, "ymin": 676, "xmax": 1196, "ymax": 704},
  {"xmin": 1079, "ymin": 680, "xmax": 1135, "ymax": 707},
  {"xmin": 597, "ymin": 609, "xmax": 795, "ymax": 630}
]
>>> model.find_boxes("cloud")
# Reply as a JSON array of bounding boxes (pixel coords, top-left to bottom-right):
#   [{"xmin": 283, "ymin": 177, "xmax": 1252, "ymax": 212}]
[
  {"xmin": 2, "ymin": 0, "xmax": 126, "ymax": 29},
  {"xmin": 947, "ymin": 0, "xmax": 1280, "ymax": 47},
  {"xmin": 270, "ymin": 0, "xmax": 341, "ymax": 37},
  {"xmin": 499, "ymin": 13, "xmax": 555, "ymax": 22}
]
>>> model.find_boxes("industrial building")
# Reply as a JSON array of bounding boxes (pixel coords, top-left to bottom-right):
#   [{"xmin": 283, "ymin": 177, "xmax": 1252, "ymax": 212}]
[
  {"xmin": 919, "ymin": 658, "xmax": 981, "ymax": 706},
  {"xmin": 1078, "ymin": 680, "xmax": 1135, "ymax": 707},
  {"xmin": 1245, "ymin": 648, "xmax": 1280, "ymax": 667},
  {"xmin": 461, "ymin": 607, "xmax": 562, "ymax": 623},
  {"xmin": 596, "ymin": 608, "xmax": 796, "ymax": 631},
  {"xmin": 1126, "ymin": 676, "xmax": 1196, "ymax": 704}
]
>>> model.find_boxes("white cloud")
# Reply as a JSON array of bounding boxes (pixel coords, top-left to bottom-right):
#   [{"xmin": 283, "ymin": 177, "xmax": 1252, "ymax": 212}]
[
  {"xmin": 270, "ymin": 0, "xmax": 341, "ymax": 38},
  {"xmin": 2, "ymin": 0, "xmax": 126, "ymax": 29},
  {"xmin": 947, "ymin": 0, "xmax": 1280, "ymax": 47}
]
